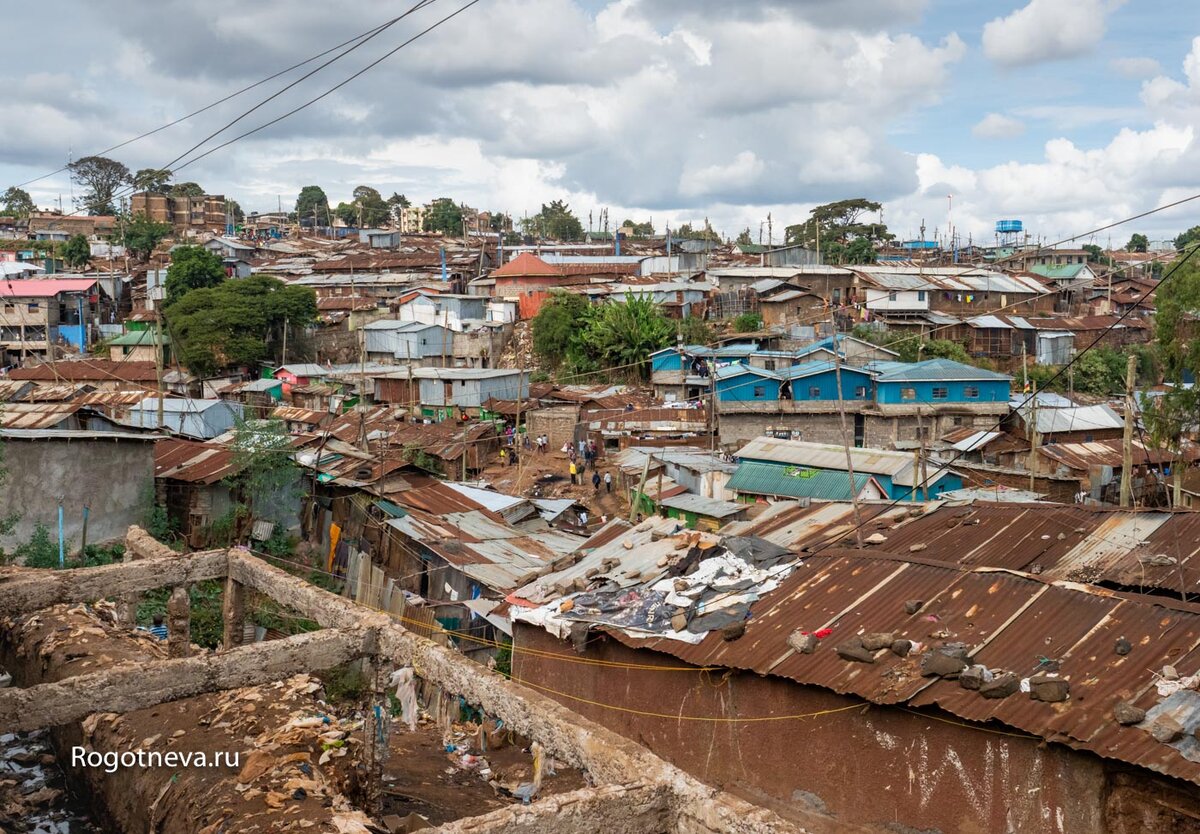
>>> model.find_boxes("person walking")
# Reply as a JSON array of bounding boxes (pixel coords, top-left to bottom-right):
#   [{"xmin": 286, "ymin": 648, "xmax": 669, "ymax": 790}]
[
  {"xmin": 592, "ymin": 470, "xmax": 601, "ymax": 493},
  {"xmin": 604, "ymin": 471, "xmax": 612, "ymax": 493},
  {"xmin": 499, "ymin": 448, "xmax": 507, "ymax": 467},
  {"xmin": 569, "ymin": 460, "xmax": 578, "ymax": 485}
]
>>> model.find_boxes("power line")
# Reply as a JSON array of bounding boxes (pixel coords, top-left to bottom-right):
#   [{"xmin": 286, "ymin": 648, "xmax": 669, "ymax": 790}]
[{"xmin": 10, "ymin": 12, "xmax": 421, "ymax": 190}]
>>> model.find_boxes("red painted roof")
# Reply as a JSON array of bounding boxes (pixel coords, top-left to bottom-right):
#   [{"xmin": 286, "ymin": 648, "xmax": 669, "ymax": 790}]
[
  {"xmin": 0, "ymin": 279, "xmax": 97, "ymax": 298},
  {"xmin": 489, "ymin": 252, "xmax": 561, "ymax": 278}
]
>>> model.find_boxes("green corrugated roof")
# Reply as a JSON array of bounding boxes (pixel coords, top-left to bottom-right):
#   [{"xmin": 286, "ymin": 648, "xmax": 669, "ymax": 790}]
[
  {"xmin": 108, "ymin": 329, "xmax": 169, "ymax": 346},
  {"xmin": 728, "ymin": 462, "xmax": 871, "ymax": 500},
  {"xmin": 1030, "ymin": 263, "xmax": 1088, "ymax": 279}
]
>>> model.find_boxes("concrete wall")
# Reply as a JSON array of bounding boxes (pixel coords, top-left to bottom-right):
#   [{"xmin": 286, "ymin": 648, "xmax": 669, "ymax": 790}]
[
  {"xmin": 718, "ymin": 409, "xmax": 998, "ymax": 450},
  {"xmin": 0, "ymin": 436, "xmax": 155, "ymax": 551},
  {"xmin": 513, "ymin": 624, "xmax": 1200, "ymax": 834}
]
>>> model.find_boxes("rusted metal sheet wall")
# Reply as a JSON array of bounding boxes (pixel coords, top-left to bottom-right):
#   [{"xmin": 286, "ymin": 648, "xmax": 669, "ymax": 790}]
[{"xmin": 513, "ymin": 623, "xmax": 1109, "ymax": 834}]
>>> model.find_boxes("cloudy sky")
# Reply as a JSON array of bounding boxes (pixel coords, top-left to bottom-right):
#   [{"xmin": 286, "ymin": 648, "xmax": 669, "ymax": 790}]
[{"xmin": 2, "ymin": 0, "xmax": 1199, "ymax": 245}]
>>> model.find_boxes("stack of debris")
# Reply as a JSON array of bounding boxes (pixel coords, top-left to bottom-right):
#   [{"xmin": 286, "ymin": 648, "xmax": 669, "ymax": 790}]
[{"xmin": 512, "ymin": 518, "xmax": 796, "ymax": 645}]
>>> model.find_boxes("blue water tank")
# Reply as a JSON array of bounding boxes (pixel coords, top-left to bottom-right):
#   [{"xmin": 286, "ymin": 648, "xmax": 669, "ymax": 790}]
[{"xmin": 996, "ymin": 220, "xmax": 1023, "ymax": 234}]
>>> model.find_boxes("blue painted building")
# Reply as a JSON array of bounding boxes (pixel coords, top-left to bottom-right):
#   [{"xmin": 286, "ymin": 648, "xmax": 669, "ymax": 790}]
[{"xmin": 868, "ymin": 359, "xmax": 1011, "ymax": 405}]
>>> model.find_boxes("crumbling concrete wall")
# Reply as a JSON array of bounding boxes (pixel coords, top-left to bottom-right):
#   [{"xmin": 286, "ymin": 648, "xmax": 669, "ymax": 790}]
[
  {"xmin": 429, "ymin": 783, "xmax": 671, "ymax": 834},
  {"xmin": 124, "ymin": 525, "xmax": 179, "ymax": 560},
  {"xmin": 2, "ymin": 606, "xmax": 369, "ymax": 834},
  {"xmin": 0, "ymin": 435, "xmax": 155, "ymax": 552}
]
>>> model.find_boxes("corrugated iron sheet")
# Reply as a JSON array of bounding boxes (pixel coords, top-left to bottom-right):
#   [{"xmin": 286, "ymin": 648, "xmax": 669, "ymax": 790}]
[
  {"xmin": 0, "ymin": 402, "xmax": 82, "ymax": 429},
  {"xmin": 601, "ymin": 549, "xmax": 1200, "ymax": 785}
]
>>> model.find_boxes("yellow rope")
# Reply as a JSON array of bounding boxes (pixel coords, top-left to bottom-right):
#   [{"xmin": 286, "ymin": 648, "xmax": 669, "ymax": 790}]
[{"xmin": 506, "ymin": 675, "xmax": 870, "ymax": 723}]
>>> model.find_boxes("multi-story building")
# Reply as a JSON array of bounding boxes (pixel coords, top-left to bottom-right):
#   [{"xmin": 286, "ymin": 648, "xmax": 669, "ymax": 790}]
[
  {"xmin": 399, "ymin": 204, "xmax": 428, "ymax": 234},
  {"xmin": 130, "ymin": 192, "xmax": 228, "ymax": 233},
  {"xmin": 0, "ymin": 278, "xmax": 98, "ymax": 363}
]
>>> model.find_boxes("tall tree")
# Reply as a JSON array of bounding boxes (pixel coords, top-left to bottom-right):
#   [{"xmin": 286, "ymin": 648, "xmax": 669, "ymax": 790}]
[
  {"xmin": 165, "ymin": 275, "xmax": 316, "ymax": 377},
  {"xmin": 61, "ymin": 234, "xmax": 91, "ymax": 269},
  {"xmin": 169, "ymin": 181, "xmax": 205, "ymax": 199},
  {"xmin": 1, "ymin": 186, "xmax": 35, "ymax": 218},
  {"xmin": 67, "ymin": 155, "xmax": 131, "ymax": 215},
  {"xmin": 1174, "ymin": 226, "xmax": 1200, "ymax": 251},
  {"xmin": 622, "ymin": 219, "xmax": 655, "ymax": 236},
  {"xmin": 735, "ymin": 228, "xmax": 754, "ymax": 245},
  {"xmin": 295, "ymin": 185, "xmax": 331, "ymax": 225},
  {"xmin": 783, "ymin": 198, "xmax": 893, "ymax": 259},
  {"xmin": 579, "ymin": 295, "xmax": 674, "ymax": 379},
  {"xmin": 351, "ymin": 185, "xmax": 390, "ymax": 227},
  {"xmin": 224, "ymin": 417, "xmax": 300, "ymax": 540},
  {"xmin": 386, "ymin": 192, "xmax": 411, "ymax": 209},
  {"xmin": 132, "ymin": 168, "xmax": 172, "ymax": 194},
  {"xmin": 535, "ymin": 200, "xmax": 583, "ymax": 241},
  {"xmin": 1126, "ymin": 233, "xmax": 1149, "ymax": 252},
  {"xmin": 333, "ymin": 202, "xmax": 359, "ymax": 227},
  {"xmin": 165, "ymin": 245, "xmax": 225, "ymax": 304},
  {"xmin": 226, "ymin": 200, "xmax": 245, "ymax": 224},
  {"xmin": 423, "ymin": 197, "xmax": 464, "ymax": 235},
  {"xmin": 118, "ymin": 213, "xmax": 172, "ymax": 262},
  {"xmin": 532, "ymin": 292, "xmax": 591, "ymax": 372}
]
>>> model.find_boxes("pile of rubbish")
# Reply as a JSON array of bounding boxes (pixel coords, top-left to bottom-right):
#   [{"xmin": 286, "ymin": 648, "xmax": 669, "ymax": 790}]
[
  {"xmin": 0, "ymin": 729, "xmax": 100, "ymax": 834},
  {"xmin": 439, "ymin": 721, "xmax": 559, "ymax": 805},
  {"xmin": 514, "ymin": 526, "xmax": 796, "ymax": 645}
]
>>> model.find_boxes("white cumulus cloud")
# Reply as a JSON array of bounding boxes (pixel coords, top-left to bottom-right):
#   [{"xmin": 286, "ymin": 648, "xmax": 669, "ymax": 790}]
[
  {"xmin": 972, "ymin": 113, "xmax": 1026, "ymax": 139},
  {"xmin": 982, "ymin": 0, "xmax": 1126, "ymax": 68}
]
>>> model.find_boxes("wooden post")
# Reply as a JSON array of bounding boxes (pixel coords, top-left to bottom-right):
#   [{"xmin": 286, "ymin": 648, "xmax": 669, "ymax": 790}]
[
  {"xmin": 833, "ymin": 337, "xmax": 864, "ymax": 545},
  {"xmin": 1120, "ymin": 354, "xmax": 1137, "ymax": 507},
  {"xmin": 630, "ymin": 451, "xmax": 653, "ymax": 523},
  {"xmin": 167, "ymin": 586, "xmax": 191, "ymax": 658},
  {"xmin": 1175, "ymin": 461, "xmax": 1183, "ymax": 508},
  {"xmin": 222, "ymin": 577, "xmax": 245, "ymax": 650},
  {"xmin": 154, "ymin": 305, "xmax": 165, "ymax": 427},
  {"xmin": 361, "ymin": 651, "xmax": 393, "ymax": 818},
  {"xmin": 1028, "ymin": 383, "xmax": 1039, "ymax": 493}
]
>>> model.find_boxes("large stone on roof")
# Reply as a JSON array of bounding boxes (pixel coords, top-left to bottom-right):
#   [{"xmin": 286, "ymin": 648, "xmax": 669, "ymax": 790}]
[{"xmin": 1028, "ymin": 676, "xmax": 1070, "ymax": 703}]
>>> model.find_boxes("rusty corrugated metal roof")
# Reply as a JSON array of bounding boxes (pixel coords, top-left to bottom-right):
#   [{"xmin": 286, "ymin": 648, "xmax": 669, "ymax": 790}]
[
  {"xmin": 0, "ymin": 402, "xmax": 82, "ymax": 429},
  {"xmin": 723, "ymin": 500, "xmax": 1200, "ymax": 597},
  {"xmin": 604, "ymin": 549, "xmax": 1200, "ymax": 785}
]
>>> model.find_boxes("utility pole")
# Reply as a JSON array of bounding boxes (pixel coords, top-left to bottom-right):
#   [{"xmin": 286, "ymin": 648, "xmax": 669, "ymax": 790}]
[
  {"xmin": 630, "ymin": 451, "xmax": 654, "ymax": 523},
  {"xmin": 1027, "ymin": 382, "xmax": 1039, "ymax": 493},
  {"xmin": 154, "ymin": 303, "xmax": 165, "ymax": 428},
  {"xmin": 1120, "ymin": 354, "xmax": 1137, "ymax": 507},
  {"xmin": 281, "ymin": 319, "xmax": 288, "ymax": 366},
  {"xmin": 833, "ymin": 340, "xmax": 864, "ymax": 545}
]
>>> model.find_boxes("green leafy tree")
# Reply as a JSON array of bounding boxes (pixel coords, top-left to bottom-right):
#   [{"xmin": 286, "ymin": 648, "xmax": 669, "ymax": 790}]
[
  {"xmin": 424, "ymin": 197, "xmax": 464, "ymax": 235},
  {"xmin": 227, "ymin": 200, "xmax": 245, "ymax": 224},
  {"xmin": 296, "ymin": 185, "xmax": 331, "ymax": 225},
  {"xmin": 535, "ymin": 200, "xmax": 583, "ymax": 241},
  {"xmin": 61, "ymin": 234, "xmax": 91, "ymax": 269},
  {"xmin": 1155, "ymin": 254, "xmax": 1200, "ymax": 384},
  {"xmin": 677, "ymin": 316, "xmax": 713, "ymax": 346},
  {"xmin": 1, "ymin": 186, "xmax": 35, "ymax": 219},
  {"xmin": 165, "ymin": 275, "xmax": 316, "ymax": 377},
  {"xmin": 169, "ymin": 181, "xmax": 205, "ymax": 199},
  {"xmin": 673, "ymin": 223, "xmax": 719, "ymax": 242},
  {"xmin": 580, "ymin": 295, "xmax": 674, "ymax": 379},
  {"xmin": 67, "ymin": 155, "xmax": 131, "ymax": 215},
  {"xmin": 352, "ymin": 185, "xmax": 391, "ymax": 227},
  {"xmin": 844, "ymin": 237, "xmax": 878, "ymax": 264},
  {"xmin": 165, "ymin": 245, "xmax": 225, "ymax": 304},
  {"xmin": 1175, "ymin": 226, "xmax": 1200, "ymax": 251},
  {"xmin": 386, "ymin": 192, "xmax": 411, "ymax": 209},
  {"xmin": 732, "ymin": 312, "xmax": 763, "ymax": 333},
  {"xmin": 225, "ymin": 417, "xmax": 301, "ymax": 541},
  {"xmin": 119, "ymin": 213, "xmax": 171, "ymax": 262},
  {"xmin": 531, "ymin": 292, "xmax": 591, "ymax": 372},
  {"xmin": 1126, "ymin": 233, "xmax": 1149, "ymax": 253},
  {"xmin": 623, "ymin": 219, "xmax": 655, "ymax": 236},
  {"xmin": 735, "ymin": 228, "xmax": 754, "ymax": 245},
  {"xmin": 334, "ymin": 201, "xmax": 359, "ymax": 227},
  {"xmin": 132, "ymin": 168, "xmax": 172, "ymax": 194},
  {"xmin": 783, "ymin": 198, "xmax": 893, "ymax": 259}
]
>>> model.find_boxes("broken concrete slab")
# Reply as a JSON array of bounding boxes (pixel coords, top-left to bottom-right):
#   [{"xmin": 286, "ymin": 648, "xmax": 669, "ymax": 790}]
[
  {"xmin": 787, "ymin": 630, "xmax": 819, "ymax": 655},
  {"xmin": 920, "ymin": 648, "xmax": 968, "ymax": 679}
]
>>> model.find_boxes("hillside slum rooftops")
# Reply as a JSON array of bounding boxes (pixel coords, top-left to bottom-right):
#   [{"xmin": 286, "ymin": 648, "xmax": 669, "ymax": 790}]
[
  {"xmin": 736, "ymin": 437, "xmax": 934, "ymax": 486},
  {"xmin": 849, "ymin": 265, "xmax": 1047, "ymax": 295},
  {"xmin": 865, "ymin": 358, "xmax": 1012, "ymax": 382},
  {"xmin": 722, "ymin": 499, "xmax": 1200, "ymax": 597}
]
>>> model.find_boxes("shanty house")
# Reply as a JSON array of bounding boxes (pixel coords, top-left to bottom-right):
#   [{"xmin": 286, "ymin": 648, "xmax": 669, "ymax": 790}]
[
  {"xmin": 362, "ymin": 320, "xmax": 454, "ymax": 365},
  {"xmin": 116, "ymin": 398, "xmax": 243, "ymax": 439},
  {"xmin": 736, "ymin": 437, "xmax": 961, "ymax": 500},
  {"xmin": 0, "ymin": 278, "xmax": 98, "ymax": 363}
]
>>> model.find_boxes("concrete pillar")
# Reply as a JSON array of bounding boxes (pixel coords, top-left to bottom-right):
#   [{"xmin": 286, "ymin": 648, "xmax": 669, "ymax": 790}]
[
  {"xmin": 167, "ymin": 586, "xmax": 191, "ymax": 658},
  {"xmin": 361, "ymin": 653, "xmax": 394, "ymax": 818},
  {"xmin": 221, "ymin": 576, "xmax": 245, "ymax": 650}
]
